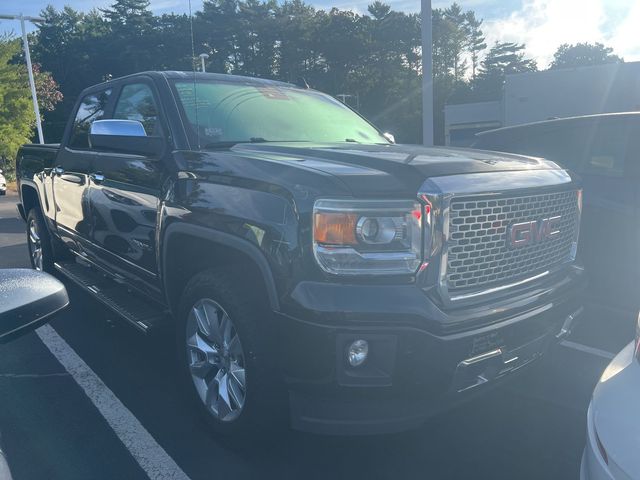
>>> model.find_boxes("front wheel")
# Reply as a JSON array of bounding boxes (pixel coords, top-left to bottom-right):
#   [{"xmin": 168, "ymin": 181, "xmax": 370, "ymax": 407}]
[
  {"xmin": 177, "ymin": 269, "xmax": 285, "ymax": 437},
  {"xmin": 26, "ymin": 208, "xmax": 55, "ymax": 272}
]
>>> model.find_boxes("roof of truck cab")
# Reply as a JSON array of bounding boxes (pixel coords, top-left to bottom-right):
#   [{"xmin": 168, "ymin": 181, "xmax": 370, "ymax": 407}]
[
  {"xmin": 477, "ymin": 111, "xmax": 640, "ymax": 137},
  {"xmin": 86, "ymin": 71, "xmax": 296, "ymax": 91}
]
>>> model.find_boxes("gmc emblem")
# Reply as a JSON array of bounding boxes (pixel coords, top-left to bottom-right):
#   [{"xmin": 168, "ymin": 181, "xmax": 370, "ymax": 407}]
[{"xmin": 507, "ymin": 216, "xmax": 561, "ymax": 248}]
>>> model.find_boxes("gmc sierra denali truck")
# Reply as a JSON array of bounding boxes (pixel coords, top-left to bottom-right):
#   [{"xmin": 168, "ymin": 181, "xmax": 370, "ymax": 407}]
[{"xmin": 16, "ymin": 71, "xmax": 585, "ymax": 436}]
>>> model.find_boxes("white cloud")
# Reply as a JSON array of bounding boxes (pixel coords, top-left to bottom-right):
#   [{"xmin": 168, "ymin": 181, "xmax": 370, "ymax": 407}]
[
  {"xmin": 483, "ymin": 0, "xmax": 639, "ymax": 68},
  {"xmin": 608, "ymin": 1, "xmax": 640, "ymax": 61}
]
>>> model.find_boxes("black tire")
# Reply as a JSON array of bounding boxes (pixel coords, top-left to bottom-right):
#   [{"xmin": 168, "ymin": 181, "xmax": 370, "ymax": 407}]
[
  {"xmin": 176, "ymin": 268, "xmax": 286, "ymax": 437},
  {"xmin": 26, "ymin": 208, "xmax": 56, "ymax": 272},
  {"xmin": 0, "ymin": 190, "xmax": 6, "ymax": 196}
]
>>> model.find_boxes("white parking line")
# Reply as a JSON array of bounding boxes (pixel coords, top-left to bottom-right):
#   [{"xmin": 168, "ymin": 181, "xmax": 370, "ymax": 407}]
[
  {"xmin": 36, "ymin": 324, "xmax": 191, "ymax": 480},
  {"xmin": 560, "ymin": 340, "xmax": 616, "ymax": 360}
]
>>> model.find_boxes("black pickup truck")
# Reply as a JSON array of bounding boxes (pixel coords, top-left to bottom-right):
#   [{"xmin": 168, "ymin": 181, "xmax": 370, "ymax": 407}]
[{"xmin": 16, "ymin": 71, "xmax": 585, "ymax": 436}]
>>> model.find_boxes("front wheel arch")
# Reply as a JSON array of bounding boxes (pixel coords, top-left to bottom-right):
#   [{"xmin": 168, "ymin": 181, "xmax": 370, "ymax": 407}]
[{"xmin": 161, "ymin": 223, "xmax": 280, "ymax": 316}]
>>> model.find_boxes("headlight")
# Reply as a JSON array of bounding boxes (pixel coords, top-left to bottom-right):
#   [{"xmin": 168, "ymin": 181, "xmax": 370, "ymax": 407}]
[{"xmin": 313, "ymin": 199, "xmax": 424, "ymax": 275}]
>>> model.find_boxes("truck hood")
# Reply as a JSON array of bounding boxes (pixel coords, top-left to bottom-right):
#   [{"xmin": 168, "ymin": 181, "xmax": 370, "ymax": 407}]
[{"xmin": 188, "ymin": 142, "xmax": 561, "ymax": 197}]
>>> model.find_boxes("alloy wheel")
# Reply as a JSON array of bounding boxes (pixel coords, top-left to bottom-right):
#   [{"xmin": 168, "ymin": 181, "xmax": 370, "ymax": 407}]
[
  {"xmin": 186, "ymin": 298, "xmax": 247, "ymax": 422},
  {"xmin": 28, "ymin": 218, "xmax": 43, "ymax": 271}
]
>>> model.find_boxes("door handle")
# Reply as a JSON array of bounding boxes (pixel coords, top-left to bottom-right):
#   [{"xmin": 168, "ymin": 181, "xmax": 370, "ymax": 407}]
[
  {"xmin": 53, "ymin": 165, "xmax": 64, "ymax": 176},
  {"xmin": 89, "ymin": 172, "xmax": 105, "ymax": 184},
  {"xmin": 60, "ymin": 174, "xmax": 84, "ymax": 185}
]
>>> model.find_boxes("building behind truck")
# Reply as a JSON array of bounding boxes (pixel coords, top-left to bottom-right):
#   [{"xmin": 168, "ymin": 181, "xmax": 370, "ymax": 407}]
[{"xmin": 445, "ymin": 61, "xmax": 640, "ymax": 146}]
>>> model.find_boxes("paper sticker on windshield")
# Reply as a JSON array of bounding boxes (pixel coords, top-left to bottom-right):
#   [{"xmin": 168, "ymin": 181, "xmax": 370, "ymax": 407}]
[
  {"xmin": 205, "ymin": 127, "xmax": 223, "ymax": 137},
  {"xmin": 589, "ymin": 156, "xmax": 615, "ymax": 169},
  {"xmin": 257, "ymin": 87, "xmax": 290, "ymax": 100}
]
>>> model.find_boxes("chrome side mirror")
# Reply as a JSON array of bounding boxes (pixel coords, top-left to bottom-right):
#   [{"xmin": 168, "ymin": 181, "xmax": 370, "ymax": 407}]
[
  {"xmin": 90, "ymin": 119, "xmax": 147, "ymax": 137},
  {"xmin": 89, "ymin": 119, "xmax": 164, "ymax": 156},
  {"xmin": 0, "ymin": 269, "xmax": 69, "ymax": 344},
  {"xmin": 383, "ymin": 132, "xmax": 395, "ymax": 144}
]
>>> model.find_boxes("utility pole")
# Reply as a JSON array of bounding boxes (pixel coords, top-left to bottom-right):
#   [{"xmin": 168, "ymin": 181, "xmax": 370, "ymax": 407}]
[
  {"xmin": 0, "ymin": 13, "xmax": 45, "ymax": 144},
  {"xmin": 199, "ymin": 53, "xmax": 209, "ymax": 73},
  {"xmin": 421, "ymin": 0, "xmax": 434, "ymax": 146}
]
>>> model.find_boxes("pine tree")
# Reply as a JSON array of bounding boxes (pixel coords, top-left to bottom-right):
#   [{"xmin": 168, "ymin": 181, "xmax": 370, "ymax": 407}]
[{"xmin": 465, "ymin": 11, "xmax": 486, "ymax": 79}]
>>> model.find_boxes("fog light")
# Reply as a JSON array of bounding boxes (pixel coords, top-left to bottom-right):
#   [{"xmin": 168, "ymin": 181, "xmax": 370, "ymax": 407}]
[{"xmin": 347, "ymin": 339, "xmax": 369, "ymax": 367}]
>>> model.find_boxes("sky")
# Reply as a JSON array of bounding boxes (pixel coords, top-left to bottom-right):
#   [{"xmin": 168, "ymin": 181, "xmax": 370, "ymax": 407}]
[{"xmin": 1, "ymin": 0, "xmax": 639, "ymax": 68}]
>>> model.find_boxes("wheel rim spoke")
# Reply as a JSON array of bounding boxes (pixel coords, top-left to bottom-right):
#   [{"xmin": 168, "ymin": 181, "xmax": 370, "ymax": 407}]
[
  {"xmin": 187, "ymin": 332, "xmax": 218, "ymax": 377},
  {"xmin": 205, "ymin": 369, "xmax": 224, "ymax": 412},
  {"xmin": 229, "ymin": 362, "xmax": 246, "ymax": 390},
  {"xmin": 186, "ymin": 298, "xmax": 246, "ymax": 422},
  {"xmin": 29, "ymin": 222, "xmax": 40, "ymax": 244},
  {"xmin": 28, "ymin": 220, "xmax": 43, "ymax": 271},
  {"xmin": 228, "ymin": 334, "xmax": 242, "ymax": 357},
  {"xmin": 220, "ymin": 312, "xmax": 232, "ymax": 345},
  {"xmin": 187, "ymin": 331, "xmax": 218, "ymax": 356},
  {"xmin": 204, "ymin": 301, "xmax": 225, "ymax": 345},
  {"xmin": 217, "ymin": 372, "xmax": 233, "ymax": 417},
  {"xmin": 193, "ymin": 305, "xmax": 213, "ymax": 340},
  {"xmin": 189, "ymin": 359, "xmax": 212, "ymax": 379},
  {"xmin": 227, "ymin": 372, "xmax": 244, "ymax": 410}
]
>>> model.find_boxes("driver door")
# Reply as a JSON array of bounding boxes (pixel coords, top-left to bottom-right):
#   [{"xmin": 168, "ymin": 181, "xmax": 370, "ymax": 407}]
[{"xmin": 87, "ymin": 81, "xmax": 169, "ymax": 291}]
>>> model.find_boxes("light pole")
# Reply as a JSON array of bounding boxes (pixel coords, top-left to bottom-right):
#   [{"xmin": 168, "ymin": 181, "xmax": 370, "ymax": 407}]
[
  {"xmin": 421, "ymin": 0, "xmax": 434, "ymax": 146},
  {"xmin": 336, "ymin": 93, "xmax": 360, "ymax": 111},
  {"xmin": 0, "ymin": 13, "xmax": 45, "ymax": 144},
  {"xmin": 199, "ymin": 53, "xmax": 209, "ymax": 73}
]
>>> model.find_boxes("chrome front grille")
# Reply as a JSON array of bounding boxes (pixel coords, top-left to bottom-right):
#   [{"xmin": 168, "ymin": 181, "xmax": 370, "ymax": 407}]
[{"xmin": 446, "ymin": 190, "xmax": 579, "ymax": 293}]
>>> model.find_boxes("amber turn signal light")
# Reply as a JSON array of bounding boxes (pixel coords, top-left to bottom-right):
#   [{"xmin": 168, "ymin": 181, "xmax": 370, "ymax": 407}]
[{"xmin": 314, "ymin": 212, "xmax": 357, "ymax": 245}]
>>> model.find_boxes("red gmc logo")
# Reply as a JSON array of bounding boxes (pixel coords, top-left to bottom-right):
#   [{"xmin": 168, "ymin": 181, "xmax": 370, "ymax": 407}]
[{"xmin": 507, "ymin": 216, "xmax": 561, "ymax": 248}]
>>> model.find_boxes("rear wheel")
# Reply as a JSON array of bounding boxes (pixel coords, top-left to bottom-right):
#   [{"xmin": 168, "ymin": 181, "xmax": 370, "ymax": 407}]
[
  {"xmin": 26, "ymin": 208, "xmax": 55, "ymax": 272},
  {"xmin": 177, "ymin": 269, "xmax": 285, "ymax": 436}
]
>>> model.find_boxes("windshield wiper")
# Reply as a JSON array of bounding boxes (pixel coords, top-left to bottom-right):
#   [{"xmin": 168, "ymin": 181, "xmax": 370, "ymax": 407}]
[{"xmin": 201, "ymin": 138, "xmax": 269, "ymax": 150}]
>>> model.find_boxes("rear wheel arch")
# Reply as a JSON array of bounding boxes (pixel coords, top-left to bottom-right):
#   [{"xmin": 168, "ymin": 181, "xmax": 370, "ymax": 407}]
[
  {"xmin": 161, "ymin": 223, "xmax": 280, "ymax": 316},
  {"xmin": 21, "ymin": 184, "xmax": 41, "ymax": 216}
]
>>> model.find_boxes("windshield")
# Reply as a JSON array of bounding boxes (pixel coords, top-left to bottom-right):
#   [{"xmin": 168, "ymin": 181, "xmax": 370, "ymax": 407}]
[{"xmin": 172, "ymin": 81, "xmax": 389, "ymax": 147}]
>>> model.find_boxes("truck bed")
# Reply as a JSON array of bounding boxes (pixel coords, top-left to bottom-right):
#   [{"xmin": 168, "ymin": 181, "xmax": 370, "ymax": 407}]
[
  {"xmin": 17, "ymin": 143, "xmax": 61, "ymax": 180},
  {"xmin": 21, "ymin": 143, "xmax": 61, "ymax": 151}
]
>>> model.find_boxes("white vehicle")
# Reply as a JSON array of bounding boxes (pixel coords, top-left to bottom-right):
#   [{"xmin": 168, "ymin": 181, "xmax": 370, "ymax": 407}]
[
  {"xmin": 581, "ymin": 316, "xmax": 640, "ymax": 480},
  {"xmin": 0, "ymin": 169, "xmax": 6, "ymax": 196}
]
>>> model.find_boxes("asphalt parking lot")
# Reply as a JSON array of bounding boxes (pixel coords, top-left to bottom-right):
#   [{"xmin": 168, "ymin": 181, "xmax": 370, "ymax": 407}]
[{"xmin": 0, "ymin": 190, "xmax": 636, "ymax": 480}]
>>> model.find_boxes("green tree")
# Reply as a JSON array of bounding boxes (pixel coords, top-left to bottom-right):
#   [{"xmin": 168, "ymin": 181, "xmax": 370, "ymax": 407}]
[
  {"xmin": 32, "ymin": 6, "xmax": 108, "ymax": 140},
  {"xmin": 100, "ymin": 0, "xmax": 158, "ymax": 74},
  {"xmin": 0, "ymin": 38, "xmax": 36, "ymax": 177},
  {"xmin": 465, "ymin": 11, "xmax": 486, "ymax": 79},
  {"xmin": 550, "ymin": 42, "xmax": 623, "ymax": 70},
  {"xmin": 471, "ymin": 42, "xmax": 537, "ymax": 101},
  {"xmin": 31, "ymin": 0, "xmax": 496, "ymax": 145},
  {"xmin": 33, "ymin": 63, "xmax": 64, "ymax": 112},
  {"xmin": 275, "ymin": 0, "xmax": 323, "ymax": 83},
  {"xmin": 443, "ymin": 3, "xmax": 469, "ymax": 81},
  {"xmin": 429, "ymin": 3, "xmax": 488, "ymax": 142},
  {"xmin": 351, "ymin": 3, "xmax": 421, "ymax": 142}
]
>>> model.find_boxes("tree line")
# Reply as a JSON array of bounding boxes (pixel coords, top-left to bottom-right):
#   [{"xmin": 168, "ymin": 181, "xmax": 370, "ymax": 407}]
[
  {"xmin": 0, "ymin": 0, "xmax": 625, "ymax": 176},
  {"xmin": 0, "ymin": 35, "xmax": 62, "ymax": 176}
]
